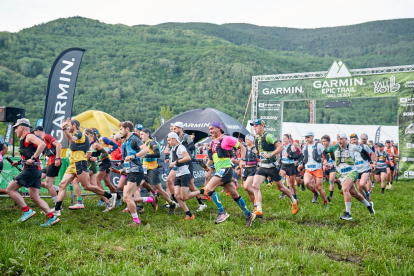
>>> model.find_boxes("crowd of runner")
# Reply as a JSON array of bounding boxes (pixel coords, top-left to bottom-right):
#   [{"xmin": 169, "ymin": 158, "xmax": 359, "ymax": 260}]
[{"xmin": 0, "ymin": 118, "xmax": 399, "ymax": 227}]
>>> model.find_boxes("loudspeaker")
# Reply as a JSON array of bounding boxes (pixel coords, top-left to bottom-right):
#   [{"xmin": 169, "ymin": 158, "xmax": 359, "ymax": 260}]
[{"xmin": 0, "ymin": 106, "xmax": 26, "ymax": 122}]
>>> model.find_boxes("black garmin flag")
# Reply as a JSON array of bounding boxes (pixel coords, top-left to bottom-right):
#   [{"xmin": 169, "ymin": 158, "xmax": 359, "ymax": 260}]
[
  {"xmin": 375, "ymin": 126, "xmax": 381, "ymax": 144},
  {"xmin": 43, "ymin": 48, "xmax": 85, "ymax": 148}
]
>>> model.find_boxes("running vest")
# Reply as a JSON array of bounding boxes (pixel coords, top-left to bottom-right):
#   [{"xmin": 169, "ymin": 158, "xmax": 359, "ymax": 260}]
[
  {"xmin": 19, "ymin": 133, "xmax": 41, "ymax": 170},
  {"xmin": 143, "ymin": 139, "xmax": 161, "ymax": 162},
  {"xmin": 207, "ymin": 136, "xmax": 234, "ymax": 160},
  {"xmin": 281, "ymin": 144, "xmax": 297, "ymax": 164},
  {"xmin": 255, "ymin": 132, "xmax": 276, "ymax": 152},
  {"xmin": 171, "ymin": 145, "xmax": 186, "ymax": 167},
  {"xmin": 69, "ymin": 134, "xmax": 90, "ymax": 153},
  {"xmin": 244, "ymin": 146, "xmax": 257, "ymax": 165},
  {"xmin": 302, "ymin": 142, "xmax": 322, "ymax": 165},
  {"xmin": 375, "ymin": 150, "xmax": 388, "ymax": 169},
  {"xmin": 122, "ymin": 133, "xmax": 142, "ymax": 166}
]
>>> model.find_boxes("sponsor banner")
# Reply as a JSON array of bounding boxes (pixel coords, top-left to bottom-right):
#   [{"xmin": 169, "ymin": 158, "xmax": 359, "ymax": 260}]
[
  {"xmin": 4, "ymin": 122, "xmax": 12, "ymax": 144},
  {"xmin": 43, "ymin": 48, "xmax": 85, "ymax": 148},
  {"xmin": 257, "ymin": 100, "xmax": 283, "ymax": 139},
  {"xmin": 375, "ymin": 126, "xmax": 381, "ymax": 144},
  {"xmin": 398, "ymin": 94, "xmax": 414, "ymax": 179}
]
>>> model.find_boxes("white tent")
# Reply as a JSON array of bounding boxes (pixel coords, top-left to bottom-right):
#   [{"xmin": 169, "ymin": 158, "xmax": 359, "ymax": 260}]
[{"xmin": 245, "ymin": 121, "xmax": 398, "ymax": 143}]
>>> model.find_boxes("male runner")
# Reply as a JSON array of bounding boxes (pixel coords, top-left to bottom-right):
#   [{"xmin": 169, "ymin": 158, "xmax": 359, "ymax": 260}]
[
  {"xmin": 198, "ymin": 121, "xmax": 256, "ymax": 227},
  {"xmin": 168, "ymin": 132, "xmax": 200, "ymax": 220},
  {"xmin": 299, "ymin": 131, "xmax": 328, "ymax": 208},
  {"xmin": 374, "ymin": 143, "xmax": 390, "ymax": 195},
  {"xmin": 251, "ymin": 119, "xmax": 298, "ymax": 217},
  {"xmin": 324, "ymin": 132, "xmax": 375, "ymax": 220},
  {"xmin": 6, "ymin": 119, "xmax": 60, "ymax": 226},
  {"xmin": 360, "ymin": 133, "xmax": 376, "ymax": 190},
  {"xmin": 349, "ymin": 133, "xmax": 375, "ymax": 201},
  {"xmin": 241, "ymin": 134, "xmax": 258, "ymax": 208},
  {"xmin": 173, "ymin": 122, "xmax": 207, "ymax": 211},
  {"xmin": 385, "ymin": 140, "xmax": 398, "ymax": 190},
  {"xmin": 0, "ymin": 135, "xmax": 7, "ymax": 195},
  {"xmin": 33, "ymin": 126, "xmax": 62, "ymax": 205},
  {"xmin": 119, "ymin": 121, "xmax": 156, "ymax": 227},
  {"xmin": 280, "ymin": 134, "xmax": 300, "ymax": 203},
  {"xmin": 321, "ymin": 135, "xmax": 340, "ymax": 202},
  {"xmin": 53, "ymin": 119, "xmax": 117, "ymax": 216}
]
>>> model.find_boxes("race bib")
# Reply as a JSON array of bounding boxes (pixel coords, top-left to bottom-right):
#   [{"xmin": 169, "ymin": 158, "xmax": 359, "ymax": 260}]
[
  {"xmin": 306, "ymin": 164, "xmax": 317, "ymax": 169},
  {"xmin": 123, "ymin": 162, "xmax": 130, "ymax": 169},
  {"xmin": 242, "ymin": 169, "xmax": 245, "ymax": 177},
  {"xmin": 355, "ymin": 160, "xmax": 364, "ymax": 166},
  {"xmin": 143, "ymin": 165, "xmax": 147, "ymax": 175},
  {"xmin": 340, "ymin": 167, "xmax": 352, "ymax": 173},
  {"xmin": 215, "ymin": 169, "xmax": 226, "ymax": 178}
]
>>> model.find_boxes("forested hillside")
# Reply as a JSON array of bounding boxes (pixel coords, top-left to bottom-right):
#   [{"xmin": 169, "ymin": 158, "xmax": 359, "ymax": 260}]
[{"xmin": 0, "ymin": 17, "xmax": 411, "ymax": 133}]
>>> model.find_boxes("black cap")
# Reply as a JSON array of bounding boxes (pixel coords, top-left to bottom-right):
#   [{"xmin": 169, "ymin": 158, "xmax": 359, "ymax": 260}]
[
  {"xmin": 141, "ymin": 128, "xmax": 153, "ymax": 139},
  {"xmin": 385, "ymin": 140, "xmax": 391, "ymax": 143},
  {"xmin": 33, "ymin": 126, "xmax": 44, "ymax": 132},
  {"xmin": 378, "ymin": 143, "xmax": 385, "ymax": 147}
]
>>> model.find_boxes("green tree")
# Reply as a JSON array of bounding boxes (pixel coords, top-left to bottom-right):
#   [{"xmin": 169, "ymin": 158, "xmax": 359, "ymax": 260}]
[{"xmin": 152, "ymin": 105, "xmax": 174, "ymax": 131}]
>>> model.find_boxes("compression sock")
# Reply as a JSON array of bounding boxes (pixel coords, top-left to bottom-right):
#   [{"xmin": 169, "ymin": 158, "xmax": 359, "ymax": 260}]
[
  {"xmin": 329, "ymin": 191, "xmax": 334, "ymax": 197},
  {"xmin": 103, "ymin": 192, "xmax": 112, "ymax": 199},
  {"xmin": 22, "ymin": 206, "xmax": 29, "ymax": 212},
  {"xmin": 171, "ymin": 195, "xmax": 178, "ymax": 203},
  {"xmin": 382, "ymin": 188, "xmax": 385, "ymax": 193},
  {"xmin": 77, "ymin": 197, "xmax": 83, "ymax": 204},
  {"xmin": 197, "ymin": 197, "xmax": 204, "ymax": 205},
  {"xmin": 131, "ymin": 213, "xmax": 140, "ymax": 223},
  {"xmin": 185, "ymin": 211, "xmax": 192, "ymax": 217},
  {"xmin": 142, "ymin": 197, "xmax": 153, "ymax": 203},
  {"xmin": 117, "ymin": 192, "xmax": 122, "ymax": 199},
  {"xmin": 55, "ymin": 201, "xmax": 63, "ymax": 211},
  {"xmin": 345, "ymin": 202, "xmax": 351, "ymax": 214},
  {"xmin": 209, "ymin": 191, "xmax": 224, "ymax": 213},
  {"xmin": 360, "ymin": 198, "xmax": 371, "ymax": 207},
  {"xmin": 52, "ymin": 196, "xmax": 58, "ymax": 204},
  {"xmin": 293, "ymin": 194, "xmax": 297, "ymax": 200},
  {"xmin": 234, "ymin": 196, "xmax": 250, "ymax": 216}
]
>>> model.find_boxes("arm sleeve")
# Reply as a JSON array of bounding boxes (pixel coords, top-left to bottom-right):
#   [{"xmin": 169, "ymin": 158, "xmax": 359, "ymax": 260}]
[
  {"xmin": 361, "ymin": 148, "xmax": 372, "ymax": 162},
  {"xmin": 185, "ymin": 135, "xmax": 195, "ymax": 152},
  {"xmin": 145, "ymin": 141, "xmax": 160, "ymax": 158},
  {"xmin": 102, "ymin": 137, "xmax": 118, "ymax": 152},
  {"xmin": 99, "ymin": 148, "xmax": 108, "ymax": 159},
  {"xmin": 266, "ymin": 134, "xmax": 277, "ymax": 145}
]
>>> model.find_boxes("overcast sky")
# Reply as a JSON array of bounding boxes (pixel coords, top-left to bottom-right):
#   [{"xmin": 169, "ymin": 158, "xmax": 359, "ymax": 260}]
[{"xmin": 1, "ymin": 0, "xmax": 414, "ymax": 32}]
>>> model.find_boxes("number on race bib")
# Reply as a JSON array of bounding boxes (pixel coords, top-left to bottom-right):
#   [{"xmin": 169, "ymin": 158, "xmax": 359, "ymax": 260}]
[{"xmin": 215, "ymin": 169, "xmax": 226, "ymax": 178}]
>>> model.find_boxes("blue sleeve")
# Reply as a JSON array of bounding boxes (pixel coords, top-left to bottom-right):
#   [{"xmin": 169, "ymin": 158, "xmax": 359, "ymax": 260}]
[
  {"xmin": 74, "ymin": 131, "xmax": 82, "ymax": 140},
  {"xmin": 102, "ymin": 137, "xmax": 118, "ymax": 152}
]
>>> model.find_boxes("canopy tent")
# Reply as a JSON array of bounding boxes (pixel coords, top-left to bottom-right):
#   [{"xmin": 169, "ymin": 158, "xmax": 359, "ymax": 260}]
[
  {"xmin": 153, "ymin": 108, "xmax": 250, "ymax": 146},
  {"xmin": 196, "ymin": 136, "xmax": 212, "ymax": 145},
  {"xmin": 246, "ymin": 120, "xmax": 398, "ymax": 143}
]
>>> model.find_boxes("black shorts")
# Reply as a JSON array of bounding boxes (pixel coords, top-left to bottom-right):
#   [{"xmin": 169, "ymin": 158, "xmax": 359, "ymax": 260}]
[
  {"xmin": 324, "ymin": 167, "xmax": 336, "ymax": 176},
  {"xmin": 42, "ymin": 164, "xmax": 60, "ymax": 178},
  {"xmin": 88, "ymin": 161, "xmax": 97, "ymax": 174},
  {"xmin": 76, "ymin": 161, "xmax": 88, "ymax": 175},
  {"xmin": 387, "ymin": 164, "xmax": 395, "ymax": 171},
  {"xmin": 127, "ymin": 172, "xmax": 144, "ymax": 185},
  {"xmin": 98, "ymin": 161, "xmax": 111, "ymax": 173},
  {"xmin": 357, "ymin": 169, "xmax": 371, "ymax": 179},
  {"xmin": 242, "ymin": 166, "xmax": 257, "ymax": 181},
  {"xmin": 375, "ymin": 168, "xmax": 387, "ymax": 175},
  {"xmin": 281, "ymin": 164, "xmax": 298, "ymax": 176},
  {"xmin": 188, "ymin": 161, "xmax": 194, "ymax": 179},
  {"xmin": 174, "ymin": 174, "xmax": 191, "ymax": 187},
  {"xmin": 255, "ymin": 166, "xmax": 282, "ymax": 183},
  {"xmin": 212, "ymin": 167, "xmax": 233, "ymax": 185},
  {"xmin": 14, "ymin": 169, "xmax": 42, "ymax": 189},
  {"xmin": 144, "ymin": 169, "xmax": 161, "ymax": 186}
]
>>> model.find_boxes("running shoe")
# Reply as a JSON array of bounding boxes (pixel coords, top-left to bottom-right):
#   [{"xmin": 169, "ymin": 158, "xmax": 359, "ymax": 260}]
[
  {"xmin": 245, "ymin": 213, "xmax": 256, "ymax": 228},
  {"xmin": 372, "ymin": 182, "xmax": 375, "ymax": 188},
  {"xmin": 226, "ymin": 191, "xmax": 230, "ymax": 196},
  {"xmin": 51, "ymin": 208, "xmax": 61, "ymax": 217},
  {"xmin": 69, "ymin": 203, "xmax": 84, "ymax": 210},
  {"xmin": 327, "ymin": 195, "xmax": 332, "ymax": 202},
  {"xmin": 292, "ymin": 200, "xmax": 299, "ymax": 215},
  {"xmin": 127, "ymin": 221, "xmax": 141, "ymax": 227},
  {"xmin": 161, "ymin": 202, "xmax": 170, "ymax": 208},
  {"xmin": 169, "ymin": 202, "xmax": 176, "ymax": 215},
  {"xmin": 267, "ymin": 182, "xmax": 274, "ymax": 188},
  {"xmin": 253, "ymin": 207, "xmax": 263, "ymax": 218},
  {"xmin": 110, "ymin": 193, "xmax": 117, "ymax": 208},
  {"xmin": 40, "ymin": 216, "xmax": 60, "ymax": 227},
  {"xmin": 196, "ymin": 204, "xmax": 207, "ymax": 212},
  {"xmin": 324, "ymin": 203, "xmax": 329, "ymax": 210},
  {"xmin": 390, "ymin": 184, "xmax": 393, "ymax": 190},
  {"xmin": 180, "ymin": 214, "xmax": 195, "ymax": 221},
  {"xmin": 18, "ymin": 209, "xmax": 36, "ymax": 222},
  {"xmin": 137, "ymin": 206, "xmax": 145, "ymax": 214},
  {"xmin": 103, "ymin": 203, "xmax": 116, "ymax": 212},
  {"xmin": 95, "ymin": 200, "xmax": 105, "ymax": 207},
  {"xmin": 381, "ymin": 190, "xmax": 385, "ymax": 195},
  {"xmin": 337, "ymin": 182, "xmax": 342, "ymax": 190},
  {"xmin": 201, "ymin": 195, "xmax": 209, "ymax": 200},
  {"xmin": 220, "ymin": 188, "xmax": 226, "ymax": 193},
  {"xmin": 121, "ymin": 207, "xmax": 130, "ymax": 213},
  {"xmin": 215, "ymin": 212, "xmax": 230, "ymax": 224},
  {"xmin": 312, "ymin": 191, "xmax": 319, "ymax": 203},
  {"xmin": 279, "ymin": 192, "xmax": 286, "ymax": 199},
  {"xmin": 385, "ymin": 184, "xmax": 390, "ymax": 190},
  {"xmin": 301, "ymin": 183, "xmax": 306, "ymax": 191},
  {"xmin": 367, "ymin": 202, "xmax": 375, "ymax": 214},
  {"xmin": 340, "ymin": 212, "xmax": 352, "ymax": 220},
  {"xmin": 235, "ymin": 182, "xmax": 239, "ymax": 189},
  {"xmin": 152, "ymin": 196, "xmax": 158, "ymax": 213},
  {"xmin": 116, "ymin": 198, "xmax": 122, "ymax": 207}
]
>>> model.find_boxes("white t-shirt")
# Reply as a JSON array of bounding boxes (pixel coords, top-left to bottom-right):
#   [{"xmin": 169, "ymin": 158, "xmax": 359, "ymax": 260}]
[
  {"xmin": 304, "ymin": 142, "xmax": 325, "ymax": 171},
  {"xmin": 173, "ymin": 144, "xmax": 190, "ymax": 177},
  {"xmin": 354, "ymin": 144, "xmax": 372, "ymax": 173}
]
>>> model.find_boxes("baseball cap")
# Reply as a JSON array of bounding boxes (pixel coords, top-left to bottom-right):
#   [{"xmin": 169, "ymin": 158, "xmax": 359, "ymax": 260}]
[
  {"xmin": 33, "ymin": 126, "xmax": 44, "ymax": 132},
  {"xmin": 12, "ymin": 118, "xmax": 32, "ymax": 128},
  {"xmin": 250, "ymin": 119, "xmax": 265, "ymax": 126},
  {"xmin": 385, "ymin": 140, "xmax": 391, "ymax": 143},
  {"xmin": 141, "ymin": 128, "xmax": 153, "ymax": 139},
  {"xmin": 167, "ymin": 132, "xmax": 180, "ymax": 141},
  {"xmin": 378, "ymin": 143, "xmax": 385, "ymax": 147},
  {"xmin": 338, "ymin": 132, "xmax": 347, "ymax": 139},
  {"xmin": 303, "ymin": 131, "xmax": 314, "ymax": 137},
  {"xmin": 350, "ymin": 133, "xmax": 358, "ymax": 139},
  {"xmin": 361, "ymin": 133, "xmax": 368, "ymax": 139},
  {"xmin": 135, "ymin": 124, "xmax": 143, "ymax": 130},
  {"xmin": 245, "ymin": 134, "xmax": 255, "ymax": 142},
  {"xmin": 210, "ymin": 121, "xmax": 224, "ymax": 133},
  {"xmin": 173, "ymin": 122, "xmax": 184, "ymax": 128}
]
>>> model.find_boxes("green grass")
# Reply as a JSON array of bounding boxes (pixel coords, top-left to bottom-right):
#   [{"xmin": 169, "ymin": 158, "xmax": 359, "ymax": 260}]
[{"xmin": 1, "ymin": 180, "xmax": 413, "ymax": 275}]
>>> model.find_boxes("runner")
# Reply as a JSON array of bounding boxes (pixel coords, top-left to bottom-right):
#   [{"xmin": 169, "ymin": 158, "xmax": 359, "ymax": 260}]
[
  {"xmin": 385, "ymin": 140, "xmax": 398, "ymax": 190},
  {"xmin": 173, "ymin": 122, "xmax": 207, "ymax": 212},
  {"xmin": 251, "ymin": 119, "xmax": 298, "ymax": 217},
  {"xmin": 53, "ymin": 119, "xmax": 117, "ymax": 216},
  {"xmin": 6, "ymin": 119, "xmax": 60, "ymax": 226},
  {"xmin": 324, "ymin": 132, "xmax": 375, "ymax": 220},
  {"xmin": 390, "ymin": 140, "xmax": 399, "ymax": 180},
  {"xmin": 350, "ymin": 133, "xmax": 375, "ymax": 202},
  {"xmin": 299, "ymin": 131, "xmax": 329, "ymax": 209},
  {"xmin": 241, "ymin": 134, "xmax": 258, "ymax": 210},
  {"xmin": 375, "ymin": 143, "xmax": 391, "ymax": 195},
  {"xmin": 197, "ymin": 121, "xmax": 256, "ymax": 227},
  {"xmin": 119, "ymin": 121, "xmax": 157, "ymax": 227},
  {"xmin": 360, "ymin": 133, "xmax": 376, "ymax": 191},
  {"xmin": 167, "ymin": 132, "xmax": 200, "ymax": 220},
  {"xmin": 140, "ymin": 128, "xmax": 175, "ymax": 211},
  {"xmin": 32, "ymin": 126, "xmax": 62, "ymax": 205},
  {"xmin": 0, "ymin": 135, "xmax": 7, "ymax": 194},
  {"xmin": 321, "ymin": 135, "xmax": 341, "ymax": 202}
]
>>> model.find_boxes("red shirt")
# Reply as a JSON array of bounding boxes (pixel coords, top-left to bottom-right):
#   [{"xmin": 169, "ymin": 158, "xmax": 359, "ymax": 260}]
[
  {"xmin": 43, "ymin": 134, "xmax": 56, "ymax": 166},
  {"xmin": 111, "ymin": 140, "xmax": 123, "ymax": 161}
]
